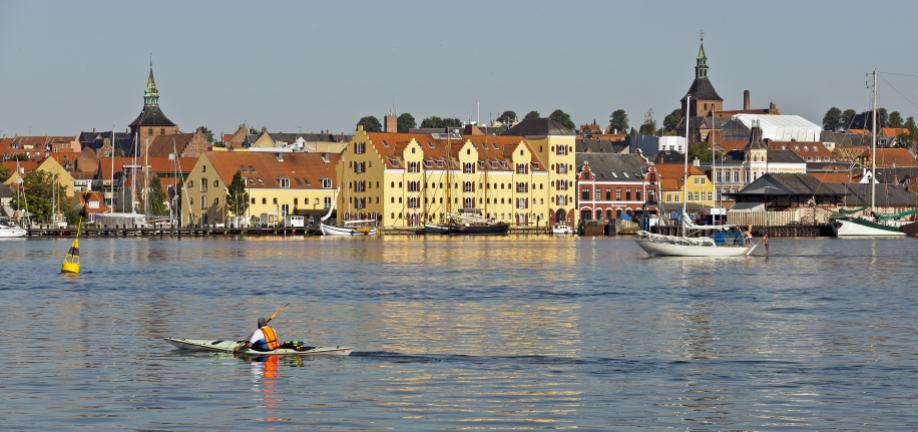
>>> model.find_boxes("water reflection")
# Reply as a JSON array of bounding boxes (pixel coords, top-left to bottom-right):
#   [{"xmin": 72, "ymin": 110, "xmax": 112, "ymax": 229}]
[{"xmin": 2, "ymin": 238, "xmax": 917, "ymax": 430}]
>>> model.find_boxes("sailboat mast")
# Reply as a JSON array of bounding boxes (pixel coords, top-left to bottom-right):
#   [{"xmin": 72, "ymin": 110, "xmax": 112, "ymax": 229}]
[
  {"xmin": 110, "ymin": 128, "xmax": 115, "ymax": 213},
  {"xmin": 871, "ymin": 69, "xmax": 877, "ymax": 212},
  {"xmin": 711, "ymin": 108, "xmax": 717, "ymax": 211},
  {"xmin": 682, "ymin": 95, "xmax": 691, "ymax": 235}
]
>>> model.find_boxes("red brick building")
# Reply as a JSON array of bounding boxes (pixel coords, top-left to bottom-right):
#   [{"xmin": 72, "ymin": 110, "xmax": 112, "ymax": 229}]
[{"xmin": 576, "ymin": 152, "xmax": 656, "ymax": 222}]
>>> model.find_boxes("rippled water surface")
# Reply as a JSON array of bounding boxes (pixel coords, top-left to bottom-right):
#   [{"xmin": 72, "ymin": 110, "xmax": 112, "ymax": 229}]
[{"xmin": 1, "ymin": 236, "xmax": 917, "ymax": 431}]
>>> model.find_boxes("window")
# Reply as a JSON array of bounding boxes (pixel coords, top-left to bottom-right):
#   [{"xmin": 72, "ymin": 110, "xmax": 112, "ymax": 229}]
[
  {"xmin": 596, "ymin": 209, "xmax": 603, "ymax": 220},
  {"xmin": 462, "ymin": 181, "xmax": 475, "ymax": 193},
  {"xmin": 354, "ymin": 142, "xmax": 366, "ymax": 154},
  {"xmin": 200, "ymin": 199, "xmax": 206, "ymax": 210},
  {"xmin": 615, "ymin": 189, "xmax": 621, "ymax": 200},
  {"xmin": 408, "ymin": 161, "xmax": 420, "ymax": 173},
  {"xmin": 463, "ymin": 197, "xmax": 475, "ymax": 209},
  {"xmin": 516, "ymin": 198, "xmax": 528, "ymax": 209},
  {"xmin": 463, "ymin": 162, "xmax": 475, "ymax": 174},
  {"xmin": 625, "ymin": 189, "xmax": 631, "ymax": 201},
  {"xmin": 581, "ymin": 189, "xmax": 590, "ymax": 200},
  {"xmin": 320, "ymin": 178, "xmax": 332, "ymax": 189},
  {"xmin": 273, "ymin": 198, "xmax": 278, "ymax": 204},
  {"xmin": 407, "ymin": 181, "xmax": 419, "ymax": 192},
  {"xmin": 262, "ymin": 198, "xmax": 267, "ymax": 205},
  {"xmin": 516, "ymin": 183, "xmax": 529, "ymax": 193},
  {"xmin": 324, "ymin": 196, "xmax": 332, "ymax": 209},
  {"xmin": 407, "ymin": 197, "xmax": 420, "ymax": 209},
  {"xmin": 202, "ymin": 165, "xmax": 207, "ymax": 173},
  {"xmin": 636, "ymin": 190, "xmax": 642, "ymax": 202},
  {"xmin": 594, "ymin": 189, "xmax": 601, "ymax": 201},
  {"xmin": 516, "ymin": 163, "xmax": 528, "ymax": 174},
  {"xmin": 556, "ymin": 145, "xmax": 569, "ymax": 156},
  {"xmin": 251, "ymin": 198, "xmax": 255, "ymax": 204},
  {"xmin": 200, "ymin": 178, "xmax": 207, "ymax": 192},
  {"xmin": 293, "ymin": 198, "xmax": 298, "ymax": 206},
  {"xmin": 605, "ymin": 189, "xmax": 611, "ymax": 200},
  {"xmin": 278, "ymin": 178, "xmax": 290, "ymax": 188}
]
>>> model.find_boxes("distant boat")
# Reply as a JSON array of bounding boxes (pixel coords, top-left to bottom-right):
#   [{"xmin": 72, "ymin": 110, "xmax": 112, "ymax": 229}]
[
  {"xmin": 831, "ymin": 70, "xmax": 908, "ymax": 238},
  {"xmin": 447, "ymin": 208, "xmax": 509, "ymax": 235},
  {"xmin": 552, "ymin": 223, "xmax": 575, "ymax": 235},
  {"xmin": 320, "ymin": 220, "xmax": 377, "ymax": 236},
  {"xmin": 0, "ymin": 222, "xmax": 27, "ymax": 238},
  {"xmin": 633, "ymin": 94, "xmax": 758, "ymax": 257}
]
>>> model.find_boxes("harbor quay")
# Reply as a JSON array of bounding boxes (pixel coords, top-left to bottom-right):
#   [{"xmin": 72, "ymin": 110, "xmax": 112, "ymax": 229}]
[{"xmin": 4, "ymin": 38, "xmax": 918, "ymax": 239}]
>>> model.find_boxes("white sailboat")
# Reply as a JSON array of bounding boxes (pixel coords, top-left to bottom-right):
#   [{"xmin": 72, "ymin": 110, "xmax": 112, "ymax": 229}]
[
  {"xmin": 319, "ymin": 189, "xmax": 377, "ymax": 236},
  {"xmin": 0, "ymin": 222, "xmax": 27, "ymax": 238},
  {"xmin": 634, "ymin": 95, "xmax": 758, "ymax": 257},
  {"xmin": 832, "ymin": 70, "xmax": 906, "ymax": 237}
]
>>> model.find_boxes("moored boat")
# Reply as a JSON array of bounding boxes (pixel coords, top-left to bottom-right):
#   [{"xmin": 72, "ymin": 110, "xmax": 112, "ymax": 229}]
[
  {"xmin": 320, "ymin": 220, "xmax": 377, "ymax": 236},
  {"xmin": 552, "ymin": 223, "xmax": 575, "ymax": 235},
  {"xmin": 0, "ymin": 222, "xmax": 27, "ymax": 238}
]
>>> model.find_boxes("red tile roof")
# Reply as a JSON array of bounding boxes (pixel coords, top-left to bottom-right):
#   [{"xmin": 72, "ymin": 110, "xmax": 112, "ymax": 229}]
[
  {"xmin": 767, "ymin": 141, "xmax": 834, "ymax": 162},
  {"xmin": 202, "ymin": 151, "xmax": 341, "ymax": 189},
  {"xmin": 655, "ymin": 163, "xmax": 706, "ymax": 191},
  {"xmin": 843, "ymin": 146, "xmax": 918, "ymax": 168},
  {"xmin": 364, "ymin": 132, "xmax": 546, "ymax": 171}
]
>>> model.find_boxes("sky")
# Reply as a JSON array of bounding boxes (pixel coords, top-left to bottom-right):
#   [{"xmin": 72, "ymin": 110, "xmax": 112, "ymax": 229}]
[{"xmin": 2, "ymin": 0, "xmax": 918, "ymax": 137}]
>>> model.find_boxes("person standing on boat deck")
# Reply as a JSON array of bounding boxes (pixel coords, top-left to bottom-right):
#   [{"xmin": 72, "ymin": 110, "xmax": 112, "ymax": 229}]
[{"xmin": 235, "ymin": 318, "xmax": 281, "ymax": 353}]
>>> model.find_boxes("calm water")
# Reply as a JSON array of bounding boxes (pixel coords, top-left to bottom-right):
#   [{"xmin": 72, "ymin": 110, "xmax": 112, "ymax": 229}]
[{"xmin": 1, "ymin": 236, "xmax": 916, "ymax": 431}]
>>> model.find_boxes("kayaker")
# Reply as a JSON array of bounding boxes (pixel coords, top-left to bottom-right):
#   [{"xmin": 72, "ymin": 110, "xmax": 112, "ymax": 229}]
[{"xmin": 235, "ymin": 317, "xmax": 281, "ymax": 353}]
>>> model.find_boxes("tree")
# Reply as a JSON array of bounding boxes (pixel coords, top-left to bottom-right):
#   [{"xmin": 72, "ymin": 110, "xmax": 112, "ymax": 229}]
[
  {"xmin": 396, "ymin": 113, "xmax": 416, "ymax": 133},
  {"xmin": 888, "ymin": 111, "xmax": 904, "ymax": 128},
  {"xmin": 11, "ymin": 170, "xmax": 67, "ymax": 223},
  {"xmin": 226, "ymin": 171, "xmax": 249, "ymax": 218},
  {"xmin": 197, "ymin": 126, "xmax": 215, "ymax": 142},
  {"xmin": 0, "ymin": 165, "xmax": 10, "ymax": 182},
  {"xmin": 524, "ymin": 110, "xmax": 540, "ymax": 121},
  {"xmin": 905, "ymin": 116, "xmax": 918, "ymax": 137},
  {"xmin": 638, "ymin": 109, "xmax": 656, "ymax": 135},
  {"xmin": 877, "ymin": 108, "xmax": 889, "ymax": 129},
  {"xmin": 357, "ymin": 116, "xmax": 382, "ymax": 132},
  {"xmin": 608, "ymin": 109, "xmax": 628, "ymax": 133},
  {"xmin": 145, "ymin": 176, "xmax": 168, "ymax": 215},
  {"xmin": 442, "ymin": 117, "xmax": 463, "ymax": 128},
  {"xmin": 549, "ymin": 109, "xmax": 576, "ymax": 130},
  {"xmin": 822, "ymin": 107, "xmax": 843, "ymax": 131},
  {"xmin": 496, "ymin": 110, "xmax": 517, "ymax": 125},
  {"xmin": 248, "ymin": 127, "xmax": 259, "ymax": 135},
  {"xmin": 841, "ymin": 109, "xmax": 857, "ymax": 130},
  {"xmin": 420, "ymin": 116, "xmax": 443, "ymax": 128},
  {"xmin": 663, "ymin": 109, "xmax": 683, "ymax": 132},
  {"xmin": 686, "ymin": 142, "xmax": 723, "ymax": 163}
]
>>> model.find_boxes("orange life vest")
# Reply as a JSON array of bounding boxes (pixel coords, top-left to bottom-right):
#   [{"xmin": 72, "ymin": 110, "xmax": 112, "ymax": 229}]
[{"xmin": 261, "ymin": 325, "xmax": 280, "ymax": 350}]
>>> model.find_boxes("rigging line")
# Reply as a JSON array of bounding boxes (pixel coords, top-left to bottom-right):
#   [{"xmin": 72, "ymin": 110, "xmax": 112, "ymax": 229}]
[
  {"xmin": 881, "ymin": 71, "xmax": 918, "ymax": 78},
  {"xmin": 879, "ymin": 74, "xmax": 918, "ymax": 113}
]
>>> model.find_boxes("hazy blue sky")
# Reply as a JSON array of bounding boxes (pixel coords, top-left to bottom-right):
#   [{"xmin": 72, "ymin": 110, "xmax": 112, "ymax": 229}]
[{"xmin": 2, "ymin": 0, "xmax": 918, "ymax": 136}]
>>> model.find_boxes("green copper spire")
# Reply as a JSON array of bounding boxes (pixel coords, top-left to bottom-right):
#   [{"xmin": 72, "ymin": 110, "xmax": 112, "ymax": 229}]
[
  {"xmin": 144, "ymin": 59, "xmax": 159, "ymax": 106},
  {"xmin": 695, "ymin": 32, "xmax": 708, "ymax": 80}
]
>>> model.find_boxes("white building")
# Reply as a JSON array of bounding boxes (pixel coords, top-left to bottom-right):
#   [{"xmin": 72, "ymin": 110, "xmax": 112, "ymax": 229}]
[
  {"xmin": 723, "ymin": 114, "xmax": 822, "ymax": 142},
  {"xmin": 658, "ymin": 136, "xmax": 686, "ymax": 153}
]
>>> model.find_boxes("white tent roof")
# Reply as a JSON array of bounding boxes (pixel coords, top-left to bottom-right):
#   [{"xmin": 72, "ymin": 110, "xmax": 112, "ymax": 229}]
[{"xmin": 732, "ymin": 114, "xmax": 822, "ymax": 142}]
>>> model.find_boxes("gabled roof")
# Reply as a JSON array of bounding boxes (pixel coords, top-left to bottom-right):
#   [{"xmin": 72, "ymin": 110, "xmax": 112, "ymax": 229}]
[
  {"xmin": 576, "ymin": 138, "xmax": 629, "ymax": 154},
  {"xmin": 828, "ymin": 182, "xmax": 918, "ymax": 207},
  {"xmin": 766, "ymin": 149, "xmax": 805, "ymax": 164},
  {"xmin": 364, "ymin": 132, "xmax": 546, "ymax": 171},
  {"xmin": 201, "ymin": 151, "xmax": 340, "ymax": 189},
  {"xmin": 577, "ymin": 153, "xmax": 648, "ymax": 182},
  {"xmin": 655, "ymin": 162, "xmax": 706, "ymax": 191},
  {"xmin": 129, "ymin": 105, "xmax": 175, "ymax": 127},
  {"xmin": 736, "ymin": 173, "xmax": 837, "ymax": 197},
  {"xmin": 682, "ymin": 77, "xmax": 722, "ymax": 102},
  {"xmin": 842, "ymin": 147, "xmax": 918, "ymax": 168},
  {"xmin": 768, "ymin": 141, "xmax": 834, "ymax": 162},
  {"xmin": 503, "ymin": 117, "xmax": 576, "ymax": 137}
]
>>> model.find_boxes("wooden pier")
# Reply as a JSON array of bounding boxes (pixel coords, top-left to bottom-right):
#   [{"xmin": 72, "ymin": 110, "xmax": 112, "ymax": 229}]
[{"xmin": 26, "ymin": 225, "xmax": 316, "ymax": 238}]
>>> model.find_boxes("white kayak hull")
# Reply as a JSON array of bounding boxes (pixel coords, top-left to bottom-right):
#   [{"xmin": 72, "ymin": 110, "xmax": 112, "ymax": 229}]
[{"xmin": 165, "ymin": 338, "xmax": 352, "ymax": 356}]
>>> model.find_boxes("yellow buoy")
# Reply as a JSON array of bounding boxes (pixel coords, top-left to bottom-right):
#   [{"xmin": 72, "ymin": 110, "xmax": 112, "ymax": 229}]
[{"xmin": 61, "ymin": 217, "xmax": 82, "ymax": 274}]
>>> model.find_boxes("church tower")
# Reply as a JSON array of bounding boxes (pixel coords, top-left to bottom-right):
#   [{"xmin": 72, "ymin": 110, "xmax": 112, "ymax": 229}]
[
  {"xmin": 681, "ymin": 34, "xmax": 723, "ymax": 120},
  {"xmin": 130, "ymin": 59, "xmax": 178, "ymax": 155}
]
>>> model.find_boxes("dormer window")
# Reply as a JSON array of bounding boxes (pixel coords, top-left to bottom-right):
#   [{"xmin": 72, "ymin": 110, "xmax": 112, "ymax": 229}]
[{"xmin": 278, "ymin": 177, "xmax": 291, "ymax": 188}]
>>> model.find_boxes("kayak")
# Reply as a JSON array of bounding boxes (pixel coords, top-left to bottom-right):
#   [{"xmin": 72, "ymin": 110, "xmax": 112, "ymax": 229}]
[{"xmin": 164, "ymin": 338, "xmax": 352, "ymax": 356}]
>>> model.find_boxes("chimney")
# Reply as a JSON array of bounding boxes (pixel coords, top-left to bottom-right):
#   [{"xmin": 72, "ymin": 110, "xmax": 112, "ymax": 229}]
[
  {"xmin": 384, "ymin": 114, "xmax": 398, "ymax": 133},
  {"xmin": 743, "ymin": 90, "xmax": 750, "ymax": 111}
]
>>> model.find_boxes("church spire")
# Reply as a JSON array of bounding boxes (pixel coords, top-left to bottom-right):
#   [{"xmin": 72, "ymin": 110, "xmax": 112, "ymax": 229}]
[
  {"xmin": 695, "ymin": 31, "xmax": 708, "ymax": 80},
  {"xmin": 144, "ymin": 56, "xmax": 160, "ymax": 106}
]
